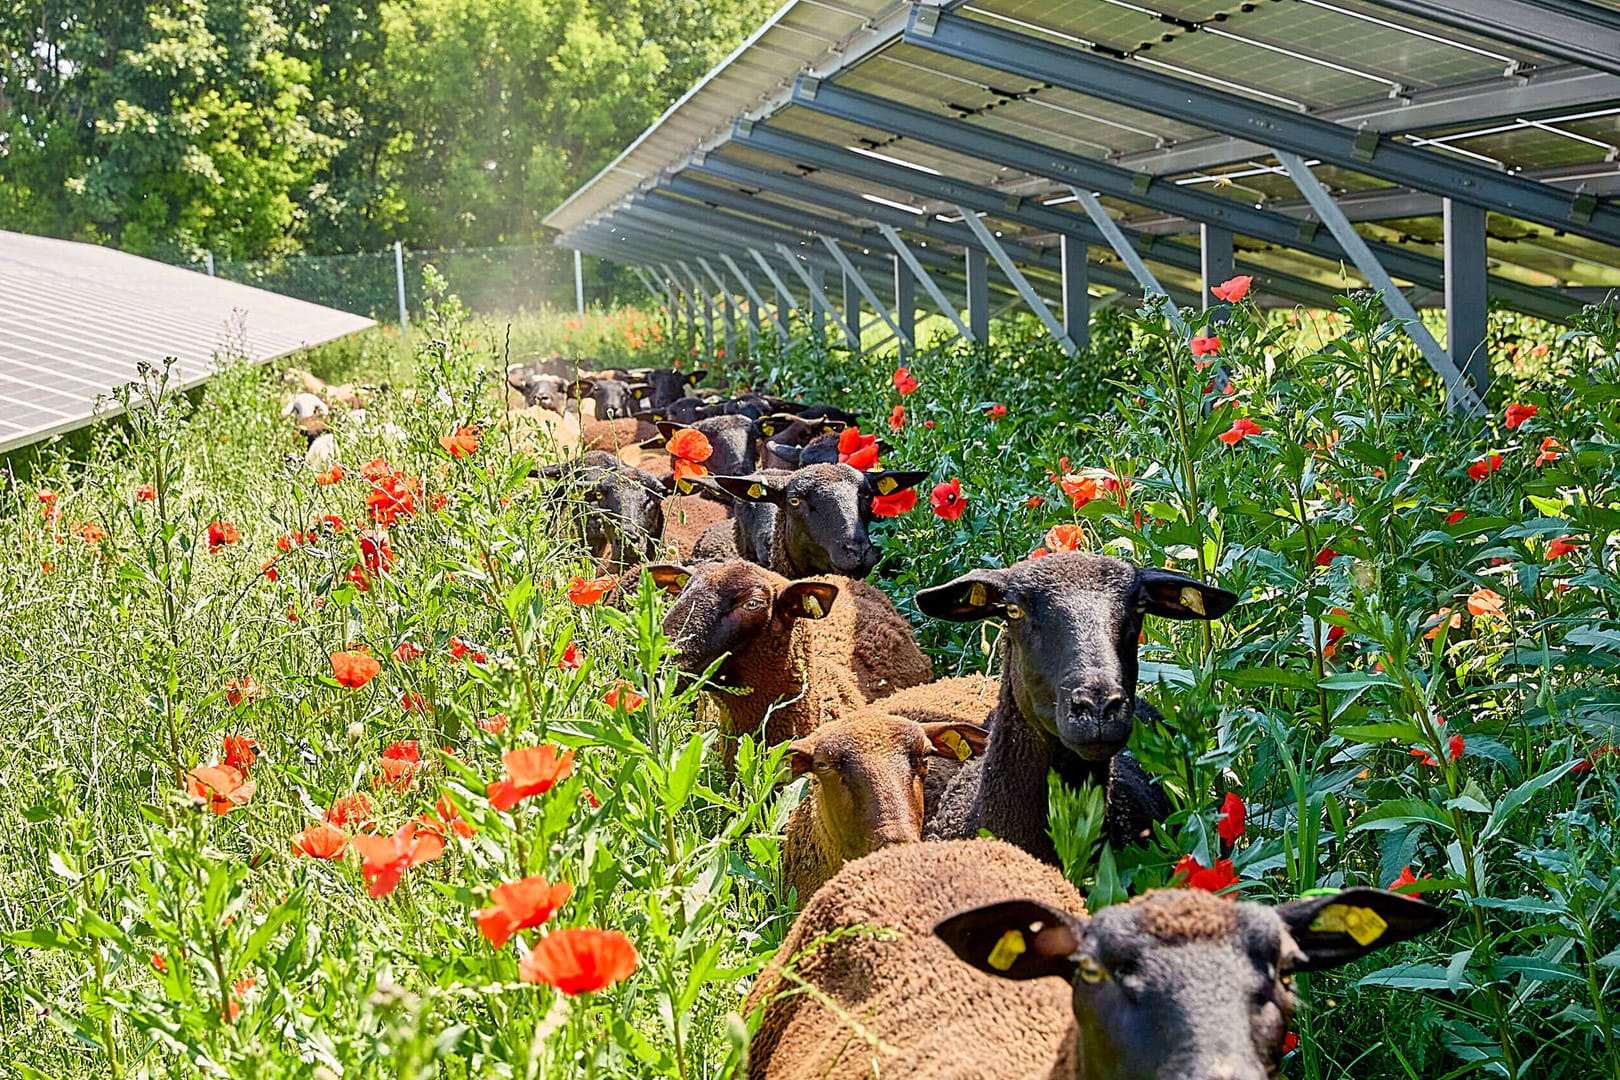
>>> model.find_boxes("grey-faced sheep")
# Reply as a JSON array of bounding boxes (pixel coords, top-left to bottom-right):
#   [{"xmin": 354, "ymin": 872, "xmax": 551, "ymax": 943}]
[
  {"xmin": 533, "ymin": 452, "xmax": 668, "ymax": 574},
  {"xmin": 657, "ymin": 415, "xmax": 758, "ymax": 482},
  {"xmin": 781, "ymin": 710, "xmax": 987, "ymax": 907},
  {"xmin": 712, "ymin": 464, "xmax": 927, "ymax": 579},
  {"xmin": 744, "ymin": 837, "xmax": 1448, "ymax": 1080},
  {"xmin": 630, "ymin": 367, "xmax": 707, "ymax": 410},
  {"xmin": 916, "ymin": 553, "xmax": 1239, "ymax": 860},
  {"xmin": 650, "ymin": 560, "xmax": 932, "ymax": 773}
]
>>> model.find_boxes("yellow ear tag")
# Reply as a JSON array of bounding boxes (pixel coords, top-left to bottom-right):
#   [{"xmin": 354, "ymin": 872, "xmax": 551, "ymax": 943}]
[
  {"xmin": 968, "ymin": 582, "xmax": 988, "ymax": 608},
  {"xmin": 749, "ymin": 483, "xmax": 765, "ymax": 499},
  {"xmin": 802, "ymin": 594, "xmax": 824, "ymax": 618},
  {"xmin": 1179, "ymin": 586, "xmax": 1206, "ymax": 616},
  {"xmin": 987, "ymin": 929, "xmax": 1027, "ymax": 972},
  {"xmin": 677, "ymin": 478, "xmax": 693, "ymax": 495},
  {"xmin": 1310, "ymin": 904, "xmax": 1387, "ymax": 946},
  {"xmin": 939, "ymin": 729, "xmax": 972, "ymax": 762},
  {"xmin": 675, "ymin": 573, "xmax": 690, "ymax": 588},
  {"xmin": 878, "ymin": 476, "xmax": 898, "ymax": 495},
  {"xmin": 761, "ymin": 422, "xmax": 777, "ymax": 436}
]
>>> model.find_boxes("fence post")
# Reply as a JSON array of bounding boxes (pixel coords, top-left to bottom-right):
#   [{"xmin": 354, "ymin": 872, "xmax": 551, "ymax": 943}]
[
  {"xmin": 204, "ymin": 252, "xmax": 215, "ymax": 277},
  {"xmin": 573, "ymin": 249, "xmax": 585, "ymax": 315},
  {"xmin": 394, "ymin": 241, "xmax": 409, "ymax": 338}
]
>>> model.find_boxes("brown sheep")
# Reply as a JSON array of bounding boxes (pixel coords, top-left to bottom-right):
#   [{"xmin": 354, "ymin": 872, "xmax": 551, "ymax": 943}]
[
  {"xmin": 662, "ymin": 491, "xmax": 733, "ymax": 561},
  {"xmin": 878, "ymin": 674, "xmax": 1000, "ymax": 822},
  {"xmin": 650, "ymin": 561, "xmax": 931, "ymax": 774},
  {"xmin": 781, "ymin": 710, "xmax": 987, "ymax": 907},
  {"xmin": 743, "ymin": 838, "xmax": 1448, "ymax": 1080}
]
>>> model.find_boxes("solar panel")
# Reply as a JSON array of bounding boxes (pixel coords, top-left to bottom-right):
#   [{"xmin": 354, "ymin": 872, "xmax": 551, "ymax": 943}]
[{"xmin": 0, "ymin": 230, "xmax": 374, "ymax": 453}]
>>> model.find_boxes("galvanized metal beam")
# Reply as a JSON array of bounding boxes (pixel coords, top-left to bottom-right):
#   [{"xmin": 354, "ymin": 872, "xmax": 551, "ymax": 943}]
[
  {"xmin": 966, "ymin": 247, "xmax": 989, "ymax": 342},
  {"xmin": 1072, "ymin": 189, "xmax": 1184, "ymax": 331},
  {"xmin": 894, "ymin": 255, "xmax": 916, "ymax": 361},
  {"xmin": 1276, "ymin": 151, "xmax": 1479, "ymax": 411},
  {"xmin": 820, "ymin": 235, "xmax": 910, "ymax": 347},
  {"xmin": 777, "ymin": 243, "xmax": 861, "ymax": 346},
  {"xmin": 791, "ymin": 79, "xmax": 1582, "ymax": 322},
  {"xmin": 842, "ymin": 269, "xmax": 862, "ymax": 350},
  {"xmin": 748, "ymin": 248, "xmax": 802, "ymax": 323},
  {"xmin": 1201, "ymin": 226, "xmax": 1235, "ymax": 315},
  {"xmin": 1362, "ymin": 0, "xmax": 1620, "ymax": 78},
  {"xmin": 630, "ymin": 266, "xmax": 662, "ymax": 305},
  {"xmin": 876, "ymin": 223, "xmax": 974, "ymax": 341},
  {"xmin": 903, "ymin": 9, "xmax": 1620, "ymax": 250},
  {"xmin": 1445, "ymin": 199, "xmax": 1491, "ymax": 403},
  {"xmin": 1061, "ymin": 236, "xmax": 1090, "ymax": 352},
  {"xmin": 720, "ymin": 254, "xmax": 790, "ymax": 345},
  {"xmin": 956, "ymin": 205, "xmax": 1076, "ymax": 355}
]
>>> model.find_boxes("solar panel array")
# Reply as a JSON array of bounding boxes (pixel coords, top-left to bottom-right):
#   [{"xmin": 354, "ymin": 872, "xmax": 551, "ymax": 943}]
[
  {"xmin": 545, "ymin": 0, "xmax": 1620, "ymax": 338},
  {"xmin": 0, "ymin": 230, "xmax": 374, "ymax": 454}
]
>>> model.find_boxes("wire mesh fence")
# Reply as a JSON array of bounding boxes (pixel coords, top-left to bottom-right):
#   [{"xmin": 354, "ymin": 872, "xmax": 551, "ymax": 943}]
[{"xmin": 189, "ymin": 243, "xmax": 645, "ymax": 321}]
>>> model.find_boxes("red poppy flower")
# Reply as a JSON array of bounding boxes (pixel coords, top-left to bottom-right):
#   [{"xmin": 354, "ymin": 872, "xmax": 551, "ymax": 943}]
[
  {"xmin": 1043, "ymin": 524, "xmax": 1084, "ymax": 553},
  {"xmin": 359, "ymin": 532, "xmax": 394, "ymax": 574},
  {"xmin": 1323, "ymin": 616, "xmax": 1347, "ymax": 660},
  {"xmin": 1467, "ymin": 453, "xmax": 1503, "ymax": 481},
  {"xmin": 985, "ymin": 404, "xmax": 1007, "ymax": 421},
  {"xmin": 1535, "ymin": 437, "xmax": 1562, "ymax": 468},
  {"xmin": 319, "ymin": 514, "xmax": 345, "ymax": 534},
  {"xmin": 1467, "ymin": 588, "xmax": 1505, "ymax": 619},
  {"xmin": 567, "ymin": 575, "xmax": 617, "ymax": 606},
  {"xmin": 1449, "ymin": 734, "xmax": 1465, "ymax": 761},
  {"xmin": 1217, "ymin": 417, "xmax": 1263, "ymax": 445},
  {"xmin": 836, "ymin": 427, "xmax": 880, "ymax": 470},
  {"xmin": 222, "ymin": 735, "xmax": 256, "ymax": 771},
  {"xmin": 223, "ymin": 977, "xmax": 254, "ymax": 1023},
  {"xmin": 888, "ymin": 404, "xmax": 905, "ymax": 431},
  {"xmin": 260, "ymin": 558, "xmax": 279, "ymax": 582},
  {"xmin": 1282, "ymin": 1032, "xmax": 1299, "ymax": 1055},
  {"xmin": 331, "ymin": 651, "xmax": 381, "ymax": 688},
  {"xmin": 361, "ymin": 458, "xmax": 393, "ymax": 480},
  {"xmin": 1173, "ymin": 854, "xmax": 1238, "ymax": 894},
  {"xmin": 479, "ymin": 713, "xmax": 509, "ymax": 734},
  {"xmin": 1547, "ymin": 536, "xmax": 1579, "ymax": 559},
  {"xmin": 439, "ymin": 427, "xmax": 480, "ymax": 458},
  {"xmin": 557, "ymin": 642, "xmax": 581, "ymax": 670},
  {"xmin": 519, "ymin": 927, "xmax": 638, "ymax": 994},
  {"xmin": 1503, "ymin": 402, "xmax": 1537, "ymax": 430},
  {"xmin": 1445, "ymin": 510, "xmax": 1467, "ymax": 525},
  {"xmin": 393, "ymin": 641, "xmax": 423, "ymax": 663},
  {"xmin": 449, "ymin": 637, "xmax": 486, "ymax": 664},
  {"xmin": 325, "ymin": 793, "xmax": 373, "ymax": 828},
  {"xmin": 291, "ymin": 822, "xmax": 348, "ymax": 859},
  {"xmin": 224, "ymin": 678, "xmax": 262, "ymax": 709},
  {"xmin": 1315, "ymin": 547, "xmax": 1337, "ymax": 566},
  {"xmin": 1572, "ymin": 746, "xmax": 1617, "ymax": 773},
  {"xmin": 188, "ymin": 765, "xmax": 254, "ymax": 815},
  {"xmin": 399, "ymin": 691, "xmax": 430, "ymax": 713},
  {"xmin": 870, "ymin": 488, "xmax": 918, "ymax": 517},
  {"xmin": 604, "ymin": 681, "xmax": 645, "ymax": 712},
  {"xmin": 667, "ymin": 429, "xmax": 713, "ymax": 483},
  {"xmin": 206, "ymin": 521, "xmax": 240, "ymax": 551},
  {"xmin": 316, "ymin": 465, "xmax": 345, "ymax": 486},
  {"xmin": 930, "ymin": 479, "xmax": 967, "ymax": 521},
  {"xmin": 487, "ymin": 745, "xmax": 576, "ymax": 811},
  {"xmin": 37, "ymin": 490, "xmax": 58, "ymax": 521},
  {"xmin": 1025, "ymin": 495, "xmax": 1044, "ymax": 509},
  {"xmin": 1423, "ymin": 607, "xmax": 1462, "ymax": 640},
  {"xmin": 1209, "ymin": 275, "xmax": 1252, "ymax": 303},
  {"xmin": 892, "ymin": 367, "xmax": 918, "ymax": 395},
  {"xmin": 151, "ymin": 952, "xmax": 167, "ymax": 973},
  {"xmin": 135, "ymin": 484, "xmax": 156, "ymax": 501},
  {"xmin": 1216, "ymin": 792, "xmax": 1246, "ymax": 843},
  {"xmin": 1189, "ymin": 335, "xmax": 1221, "ymax": 357},
  {"xmin": 475, "ymin": 875, "xmax": 574, "ymax": 948},
  {"xmin": 366, "ymin": 473, "xmax": 418, "ymax": 525},
  {"xmin": 351, "ymin": 821, "xmax": 444, "ymax": 897},
  {"xmin": 346, "ymin": 564, "xmax": 371, "ymax": 592}
]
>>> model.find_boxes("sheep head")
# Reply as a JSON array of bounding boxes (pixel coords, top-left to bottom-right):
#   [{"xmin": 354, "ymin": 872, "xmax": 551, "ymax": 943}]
[{"xmin": 650, "ymin": 560, "xmax": 838, "ymax": 680}]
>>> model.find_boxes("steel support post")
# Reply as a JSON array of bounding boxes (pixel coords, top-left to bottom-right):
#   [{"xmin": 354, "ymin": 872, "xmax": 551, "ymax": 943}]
[
  {"xmin": 1276, "ymin": 151, "xmax": 1479, "ymax": 411},
  {"xmin": 819, "ymin": 235, "xmax": 909, "ymax": 348},
  {"xmin": 777, "ymin": 244, "xmax": 859, "ymax": 345},
  {"xmin": 876, "ymin": 223, "xmax": 974, "ymax": 341},
  {"xmin": 721, "ymin": 254, "xmax": 790, "ymax": 346},
  {"xmin": 1072, "ymin": 189, "xmax": 1183, "ymax": 331},
  {"xmin": 1201, "ymin": 225, "xmax": 1236, "ymax": 321},
  {"xmin": 966, "ymin": 247, "xmax": 990, "ymax": 343},
  {"xmin": 1061, "ymin": 235, "xmax": 1090, "ymax": 352},
  {"xmin": 747, "ymin": 248, "xmax": 802, "ymax": 335},
  {"xmin": 842, "ymin": 270, "xmax": 862, "ymax": 351},
  {"xmin": 1445, "ymin": 199, "xmax": 1491, "ymax": 403},
  {"xmin": 957, "ymin": 206, "xmax": 1076, "ymax": 354},
  {"xmin": 894, "ymin": 255, "xmax": 916, "ymax": 360}
]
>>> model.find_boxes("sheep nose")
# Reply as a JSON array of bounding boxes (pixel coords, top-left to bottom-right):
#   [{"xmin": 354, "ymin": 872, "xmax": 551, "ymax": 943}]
[{"xmin": 1070, "ymin": 688, "xmax": 1126, "ymax": 719}]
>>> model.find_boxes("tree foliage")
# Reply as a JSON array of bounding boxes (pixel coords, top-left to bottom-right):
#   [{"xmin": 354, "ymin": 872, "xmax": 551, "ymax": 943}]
[{"xmin": 0, "ymin": 0, "xmax": 774, "ymax": 260}]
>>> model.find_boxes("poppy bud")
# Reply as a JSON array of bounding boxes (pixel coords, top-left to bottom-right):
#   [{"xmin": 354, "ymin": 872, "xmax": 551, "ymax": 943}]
[{"xmin": 346, "ymin": 721, "xmax": 365, "ymax": 747}]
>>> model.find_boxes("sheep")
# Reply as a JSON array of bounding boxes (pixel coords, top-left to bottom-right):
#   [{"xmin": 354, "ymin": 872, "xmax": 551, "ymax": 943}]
[
  {"xmin": 658, "ymin": 415, "xmax": 758, "ymax": 480},
  {"xmin": 662, "ymin": 489, "xmax": 733, "ymax": 561},
  {"xmin": 282, "ymin": 392, "xmax": 329, "ymax": 423},
  {"xmin": 501, "ymin": 403, "xmax": 583, "ymax": 456},
  {"xmin": 781, "ymin": 710, "xmax": 988, "ymax": 907},
  {"xmin": 878, "ymin": 674, "xmax": 1001, "ymax": 823},
  {"xmin": 579, "ymin": 416, "xmax": 664, "ymax": 469},
  {"xmin": 743, "ymin": 837, "xmax": 1448, "ymax": 1080},
  {"xmin": 753, "ymin": 414, "xmax": 841, "ymax": 470},
  {"xmin": 651, "ymin": 560, "xmax": 932, "ymax": 774},
  {"xmin": 916, "ymin": 552, "xmax": 1239, "ymax": 861},
  {"xmin": 712, "ymin": 464, "xmax": 928, "ymax": 579},
  {"xmin": 632, "ymin": 367, "xmax": 707, "ymax": 410},
  {"xmin": 533, "ymin": 452, "xmax": 667, "ymax": 573}
]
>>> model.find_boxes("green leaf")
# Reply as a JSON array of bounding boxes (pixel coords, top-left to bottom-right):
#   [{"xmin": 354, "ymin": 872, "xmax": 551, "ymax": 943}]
[
  {"xmin": 666, "ymin": 732, "xmax": 706, "ymax": 814},
  {"xmin": 1491, "ymin": 956, "xmax": 1579, "ymax": 983},
  {"xmin": 1351, "ymin": 799, "xmax": 1455, "ymax": 835},
  {"xmin": 4, "ymin": 927, "xmax": 86, "ymax": 953},
  {"xmin": 1359, "ymin": 962, "xmax": 1464, "ymax": 991},
  {"xmin": 1483, "ymin": 760, "xmax": 1582, "ymax": 840}
]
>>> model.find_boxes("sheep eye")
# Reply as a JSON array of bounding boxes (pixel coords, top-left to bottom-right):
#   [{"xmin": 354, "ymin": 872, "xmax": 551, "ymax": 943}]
[
  {"xmin": 743, "ymin": 598, "xmax": 766, "ymax": 611},
  {"xmin": 1077, "ymin": 957, "xmax": 1109, "ymax": 984},
  {"xmin": 813, "ymin": 759, "xmax": 834, "ymax": 773},
  {"xmin": 1280, "ymin": 974, "xmax": 1295, "ymax": 989},
  {"xmin": 787, "ymin": 496, "xmax": 803, "ymax": 507},
  {"xmin": 1005, "ymin": 603, "xmax": 1026, "ymax": 621}
]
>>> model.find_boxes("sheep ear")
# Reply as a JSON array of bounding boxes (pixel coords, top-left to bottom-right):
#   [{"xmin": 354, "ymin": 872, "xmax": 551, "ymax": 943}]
[
  {"xmin": 646, "ymin": 564, "xmax": 694, "ymax": 596},
  {"xmin": 567, "ymin": 378, "xmax": 594, "ymax": 397},
  {"xmin": 765, "ymin": 441, "xmax": 803, "ymax": 467},
  {"xmin": 753, "ymin": 414, "xmax": 792, "ymax": 439},
  {"xmin": 681, "ymin": 475, "xmax": 731, "ymax": 501},
  {"xmin": 714, "ymin": 475, "xmax": 785, "ymax": 505},
  {"xmin": 656, "ymin": 420, "xmax": 687, "ymax": 443},
  {"xmin": 631, "ymin": 469, "xmax": 670, "ymax": 496},
  {"xmin": 935, "ymin": 900, "xmax": 1083, "ymax": 983},
  {"xmin": 1136, "ymin": 568, "xmax": 1239, "ymax": 621},
  {"xmin": 776, "ymin": 581, "xmax": 839, "ymax": 622},
  {"xmin": 1276, "ymin": 888, "xmax": 1450, "ymax": 973},
  {"xmin": 636, "ymin": 434, "xmax": 668, "ymax": 450},
  {"xmin": 922, "ymin": 722, "xmax": 989, "ymax": 762},
  {"xmin": 787, "ymin": 739, "xmax": 816, "ymax": 777},
  {"xmin": 507, "ymin": 369, "xmax": 536, "ymax": 392},
  {"xmin": 686, "ymin": 370, "xmax": 707, "ymax": 386},
  {"xmin": 915, "ymin": 570, "xmax": 1008, "ymax": 622},
  {"xmin": 865, "ymin": 470, "xmax": 927, "ymax": 497},
  {"xmin": 628, "ymin": 384, "xmax": 650, "ymax": 401}
]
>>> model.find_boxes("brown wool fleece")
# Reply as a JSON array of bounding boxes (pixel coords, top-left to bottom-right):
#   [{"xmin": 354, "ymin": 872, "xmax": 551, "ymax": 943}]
[
  {"xmin": 579, "ymin": 417, "xmax": 663, "ymax": 468},
  {"xmin": 841, "ymin": 580, "xmax": 932, "ymax": 699},
  {"xmin": 744, "ymin": 839, "xmax": 1084, "ymax": 1080},
  {"xmin": 663, "ymin": 493, "xmax": 732, "ymax": 561},
  {"xmin": 878, "ymin": 675, "xmax": 1000, "ymax": 823}
]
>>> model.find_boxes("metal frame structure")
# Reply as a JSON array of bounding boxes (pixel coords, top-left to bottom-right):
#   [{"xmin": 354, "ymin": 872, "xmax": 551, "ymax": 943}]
[{"xmin": 547, "ymin": 0, "xmax": 1620, "ymax": 405}]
